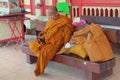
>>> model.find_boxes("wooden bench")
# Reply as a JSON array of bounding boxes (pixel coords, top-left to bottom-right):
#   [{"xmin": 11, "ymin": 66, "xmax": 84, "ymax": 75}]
[
  {"xmin": 21, "ymin": 16, "xmax": 117, "ymax": 80},
  {"xmin": 21, "ymin": 45, "xmax": 115, "ymax": 80}
]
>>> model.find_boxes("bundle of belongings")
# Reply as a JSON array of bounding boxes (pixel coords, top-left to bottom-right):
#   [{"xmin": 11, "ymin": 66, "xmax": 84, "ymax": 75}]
[{"xmin": 57, "ymin": 23, "xmax": 114, "ymax": 62}]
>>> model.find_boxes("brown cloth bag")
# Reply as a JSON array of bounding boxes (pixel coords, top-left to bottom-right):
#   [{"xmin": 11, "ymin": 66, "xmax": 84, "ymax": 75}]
[{"xmin": 72, "ymin": 23, "xmax": 114, "ymax": 62}]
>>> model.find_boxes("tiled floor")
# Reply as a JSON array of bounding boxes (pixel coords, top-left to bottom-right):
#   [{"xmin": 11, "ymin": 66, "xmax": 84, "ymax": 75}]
[{"xmin": 0, "ymin": 35, "xmax": 120, "ymax": 80}]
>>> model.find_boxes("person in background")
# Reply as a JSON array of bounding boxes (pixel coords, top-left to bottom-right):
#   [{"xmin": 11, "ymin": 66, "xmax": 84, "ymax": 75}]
[{"xmin": 29, "ymin": 6, "xmax": 73, "ymax": 76}]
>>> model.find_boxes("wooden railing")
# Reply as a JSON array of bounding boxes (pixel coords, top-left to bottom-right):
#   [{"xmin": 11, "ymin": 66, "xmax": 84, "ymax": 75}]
[{"xmin": 72, "ymin": 6, "xmax": 120, "ymax": 19}]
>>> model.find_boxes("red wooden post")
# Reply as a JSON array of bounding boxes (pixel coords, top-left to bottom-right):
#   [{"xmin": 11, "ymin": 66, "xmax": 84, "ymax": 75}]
[
  {"xmin": 53, "ymin": 0, "xmax": 57, "ymax": 6},
  {"xmin": 30, "ymin": 0, "xmax": 35, "ymax": 15},
  {"xmin": 41, "ymin": 0, "xmax": 45, "ymax": 16}
]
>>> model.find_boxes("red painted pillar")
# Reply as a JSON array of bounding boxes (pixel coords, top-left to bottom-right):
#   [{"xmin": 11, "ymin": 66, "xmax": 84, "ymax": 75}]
[
  {"xmin": 53, "ymin": 0, "xmax": 57, "ymax": 6},
  {"xmin": 30, "ymin": 0, "xmax": 35, "ymax": 15},
  {"xmin": 41, "ymin": 0, "xmax": 45, "ymax": 16}
]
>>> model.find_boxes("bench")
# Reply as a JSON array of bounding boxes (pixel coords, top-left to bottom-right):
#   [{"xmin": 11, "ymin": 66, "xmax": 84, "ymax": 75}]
[
  {"xmin": 21, "ymin": 45, "xmax": 115, "ymax": 80},
  {"xmin": 21, "ymin": 16, "xmax": 117, "ymax": 80}
]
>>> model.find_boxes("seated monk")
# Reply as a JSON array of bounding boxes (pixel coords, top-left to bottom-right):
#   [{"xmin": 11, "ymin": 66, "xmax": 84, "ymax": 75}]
[{"xmin": 29, "ymin": 6, "xmax": 73, "ymax": 76}]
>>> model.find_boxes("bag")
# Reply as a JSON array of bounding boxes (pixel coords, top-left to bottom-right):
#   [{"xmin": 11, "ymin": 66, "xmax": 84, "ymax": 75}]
[
  {"xmin": 73, "ymin": 23, "xmax": 114, "ymax": 62},
  {"xmin": 69, "ymin": 45, "xmax": 87, "ymax": 59}
]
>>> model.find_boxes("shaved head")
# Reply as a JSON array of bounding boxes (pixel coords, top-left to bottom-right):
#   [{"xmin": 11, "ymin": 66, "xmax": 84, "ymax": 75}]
[
  {"xmin": 48, "ymin": 6, "xmax": 59, "ymax": 20},
  {"xmin": 48, "ymin": 6, "xmax": 58, "ymax": 13}
]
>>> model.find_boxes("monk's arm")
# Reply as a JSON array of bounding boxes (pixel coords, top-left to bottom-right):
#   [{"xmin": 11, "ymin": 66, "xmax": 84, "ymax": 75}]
[
  {"xmin": 63, "ymin": 24, "xmax": 73, "ymax": 45},
  {"xmin": 45, "ymin": 26, "xmax": 59, "ymax": 41}
]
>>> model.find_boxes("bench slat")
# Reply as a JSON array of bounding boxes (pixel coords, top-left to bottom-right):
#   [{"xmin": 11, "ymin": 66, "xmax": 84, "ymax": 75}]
[{"xmin": 53, "ymin": 54, "xmax": 115, "ymax": 73}]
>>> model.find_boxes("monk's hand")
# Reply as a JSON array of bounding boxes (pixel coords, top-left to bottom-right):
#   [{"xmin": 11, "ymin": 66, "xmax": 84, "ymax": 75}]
[
  {"xmin": 37, "ymin": 35, "xmax": 45, "ymax": 43},
  {"xmin": 38, "ymin": 34, "xmax": 44, "ymax": 39}
]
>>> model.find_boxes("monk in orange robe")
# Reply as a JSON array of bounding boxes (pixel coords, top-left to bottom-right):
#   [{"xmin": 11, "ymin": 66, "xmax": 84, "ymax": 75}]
[{"xmin": 29, "ymin": 6, "xmax": 73, "ymax": 76}]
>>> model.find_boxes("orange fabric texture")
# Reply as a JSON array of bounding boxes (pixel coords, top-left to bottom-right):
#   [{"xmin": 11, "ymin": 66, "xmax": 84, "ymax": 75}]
[
  {"xmin": 69, "ymin": 45, "xmax": 87, "ymax": 59},
  {"xmin": 72, "ymin": 23, "xmax": 114, "ymax": 62},
  {"xmin": 29, "ymin": 15, "xmax": 73, "ymax": 76}
]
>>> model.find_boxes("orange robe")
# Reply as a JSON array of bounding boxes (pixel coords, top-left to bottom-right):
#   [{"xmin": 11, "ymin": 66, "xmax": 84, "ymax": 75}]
[
  {"xmin": 29, "ymin": 15, "xmax": 73, "ymax": 76},
  {"xmin": 72, "ymin": 23, "xmax": 114, "ymax": 62}
]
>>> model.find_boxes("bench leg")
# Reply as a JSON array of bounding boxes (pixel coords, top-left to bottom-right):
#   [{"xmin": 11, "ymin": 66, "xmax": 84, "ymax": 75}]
[
  {"xmin": 85, "ymin": 68, "xmax": 113, "ymax": 80},
  {"xmin": 26, "ymin": 54, "xmax": 37, "ymax": 64}
]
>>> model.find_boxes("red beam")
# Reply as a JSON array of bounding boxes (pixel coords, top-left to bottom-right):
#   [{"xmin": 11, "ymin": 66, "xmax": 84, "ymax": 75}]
[
  {"xmin": 82, "ymin": 0, "xmax": 120, "ymax": 4},
  {"xmin": 82, "ymin": 3, "xmax": 120, "ymax": 7}
]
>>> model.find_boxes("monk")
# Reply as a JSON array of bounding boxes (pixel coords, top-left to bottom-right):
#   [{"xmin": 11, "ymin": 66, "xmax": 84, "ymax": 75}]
[{"xmin": 29, "ymin": 6, "xmax": 73, "ymax": 76}]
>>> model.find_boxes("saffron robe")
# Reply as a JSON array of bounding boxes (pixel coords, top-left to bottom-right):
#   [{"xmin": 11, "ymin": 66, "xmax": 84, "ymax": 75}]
[
  {"xmin": 29, "ymin": 15, "xmax": 73, "ymax": 76},
  {"xmin": 72, "ymin": 23, "xmax": 114, "ymax": 62}
]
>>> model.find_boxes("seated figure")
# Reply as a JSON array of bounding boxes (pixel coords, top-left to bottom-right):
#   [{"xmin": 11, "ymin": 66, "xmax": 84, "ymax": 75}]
[{"xmin": 29, "ymin": 6, "xmax": 73, "ymax": 76}]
